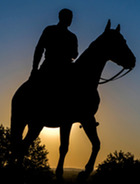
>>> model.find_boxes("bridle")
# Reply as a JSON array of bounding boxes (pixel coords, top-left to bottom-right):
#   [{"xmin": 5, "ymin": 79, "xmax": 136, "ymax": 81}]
[{"xmin": 99, "ymin": 68, "xmax": 133, "ymax": 84}]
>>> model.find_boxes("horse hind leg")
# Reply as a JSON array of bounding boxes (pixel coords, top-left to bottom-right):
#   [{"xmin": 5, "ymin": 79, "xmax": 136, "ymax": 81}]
[
  {"xmin": 22, "ymin": 123, "xmax": 43, "ymax": 153},
  {"xmin": 11, "ymin": 119, "xmax": 42, "ymax": 167},
  {"xmin": 10, "ymin": 117, "xmax": 26, "ymax": 167}
]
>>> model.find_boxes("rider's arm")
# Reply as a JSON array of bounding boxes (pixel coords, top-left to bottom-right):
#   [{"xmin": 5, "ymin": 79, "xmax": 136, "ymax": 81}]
[
  {"xmin": 32, "ymin": 29, "xmax": 47, "ymax": 70},
  {"xmin": 71, "ymin": 35, "xmax": 78, "ymax": 60}
]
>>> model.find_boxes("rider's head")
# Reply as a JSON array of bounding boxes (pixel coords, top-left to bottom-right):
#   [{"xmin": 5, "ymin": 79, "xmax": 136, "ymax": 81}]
[{"xmin": 59, "ymin": 9, "xmax": 73, "ymax": 27}]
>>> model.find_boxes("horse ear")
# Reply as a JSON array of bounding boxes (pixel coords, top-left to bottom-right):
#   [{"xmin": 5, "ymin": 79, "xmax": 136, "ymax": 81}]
[
  {"xmin": 105, "ymin": 19, "xmax": 111, "ymax": 32},
  {"xmin": 116, "ymin": 24, "xmax": 120, "ymax": 32}
]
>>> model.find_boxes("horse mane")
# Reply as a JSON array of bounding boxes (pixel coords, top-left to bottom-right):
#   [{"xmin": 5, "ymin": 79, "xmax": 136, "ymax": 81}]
[{"xmin": 75, "ymin": 32, "xmax": 105, "ymax": 65}]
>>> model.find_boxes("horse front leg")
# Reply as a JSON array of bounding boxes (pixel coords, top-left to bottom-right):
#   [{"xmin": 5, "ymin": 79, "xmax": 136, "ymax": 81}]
[
  {"xmin": 79, "ymin": 117, "xmax": 100, "ymax": 180},
  {"xmin": 56, "ymin": 124, "xmax": 72, "ymax": 180}
]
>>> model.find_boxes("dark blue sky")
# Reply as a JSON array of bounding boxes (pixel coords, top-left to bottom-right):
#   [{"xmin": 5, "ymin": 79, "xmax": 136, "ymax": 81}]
[{"xmin": 0, "ymin": 0, "xmax": 140, "ymax": 168}]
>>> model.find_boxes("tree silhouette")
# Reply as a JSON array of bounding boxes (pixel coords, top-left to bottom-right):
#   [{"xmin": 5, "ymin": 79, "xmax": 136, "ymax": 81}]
[
  {"xmin": 0, "ymin": 125, "xmax": 54, "ymax": 184},
  {"xmin": 23, "ymin": 137, "xmax": 49, "ymax": 169},
  {"xmin": 0, "ymin": 124, "xmax": 11, "ymax": 168},
  {"xmin": 93, "ymin": 150, "xmax": 140, "ymax": 183},
  {"xmin": 0, "ymin": 124, "xmax": 49, "ymax": 169}
]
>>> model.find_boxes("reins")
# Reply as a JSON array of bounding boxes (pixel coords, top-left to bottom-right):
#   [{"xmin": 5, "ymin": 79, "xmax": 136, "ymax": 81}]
[{"xmin": 99, "ymin": 68, "xmax": 132, "ymax": 84}]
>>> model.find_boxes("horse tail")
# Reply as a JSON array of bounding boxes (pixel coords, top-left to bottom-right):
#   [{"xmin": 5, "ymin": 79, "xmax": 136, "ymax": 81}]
[{"xmin": 11, "ymin": 82, "xmax": 29, "ymax": 148}]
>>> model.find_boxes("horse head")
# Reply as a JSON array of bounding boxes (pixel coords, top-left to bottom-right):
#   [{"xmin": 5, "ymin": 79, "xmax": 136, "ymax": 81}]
[{"xmin": 104, "ymin": 20, "xmax": 136, "ymax": 69}]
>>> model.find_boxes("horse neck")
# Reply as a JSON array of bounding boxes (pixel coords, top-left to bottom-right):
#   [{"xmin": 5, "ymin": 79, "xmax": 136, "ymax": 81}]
[{"xmin": 76, "ymin": 34, "xmax": 108, "ymax": 87}]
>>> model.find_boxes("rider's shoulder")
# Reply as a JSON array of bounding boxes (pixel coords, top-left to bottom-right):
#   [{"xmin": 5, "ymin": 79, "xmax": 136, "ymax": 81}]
[
  {"xmin": 43, "ymin": 25, "xmax": 57, "ymax": 33},
  {"xmin": 68, "ymin": 30, "xmax": 77, "ymax": 41}
]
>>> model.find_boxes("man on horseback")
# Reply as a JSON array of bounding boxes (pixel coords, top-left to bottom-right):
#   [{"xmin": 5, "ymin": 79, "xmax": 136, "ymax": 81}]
[
  {"xmin": 11, "ymin": 19, "xmax": 136, "ymax": 181},
  {"xmin": 32, "ymin": 8, "xmax": 78, "ymax": 73}
]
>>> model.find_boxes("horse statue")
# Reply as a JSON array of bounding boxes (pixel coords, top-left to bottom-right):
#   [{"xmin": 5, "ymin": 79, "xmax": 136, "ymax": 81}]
[{"xmin": 10, "ymin": 20, "xmax": 135, "ymax": 180}]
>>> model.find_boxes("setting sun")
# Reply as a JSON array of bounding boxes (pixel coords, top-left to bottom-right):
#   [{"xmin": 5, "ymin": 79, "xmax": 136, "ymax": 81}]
[{"xmin": 41, "ymin": 127, "xmax": 60, "ymax": 137}]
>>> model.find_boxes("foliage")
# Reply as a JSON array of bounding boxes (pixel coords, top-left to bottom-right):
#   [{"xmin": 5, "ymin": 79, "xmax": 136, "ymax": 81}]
[
  {"xmin": 0, "ymin": 124, "xmax": 11, "ymax": 168},
  {"xmin": 0, "ymin": 124, "xmax": 50, "ymax": 169},
  {"xmin": 23, "ymin": 137, "xmax": 49, "ymax": 169},
  {"xmin": 93, "ymin": 150, "xmax": 140, "ymax": 182}
]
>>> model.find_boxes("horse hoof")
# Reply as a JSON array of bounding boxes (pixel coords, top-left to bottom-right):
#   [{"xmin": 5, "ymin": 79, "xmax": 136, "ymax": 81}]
[
  {"xmin": 56, "ymin": 176, "xmax": 64, "ymax": 183},
  {"xmin": 55, "ymin": 168, "xmax": 64, "ymax": 182},
  {"xmin": 77, "ymin": 171, "xmax": 89, "ymax": 182}
]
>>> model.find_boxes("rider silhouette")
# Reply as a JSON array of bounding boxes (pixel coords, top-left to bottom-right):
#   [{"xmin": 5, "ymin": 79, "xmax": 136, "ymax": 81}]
[{"xmin": 32, "ymin": 8, "xmax": 78, "ymax": 73}]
